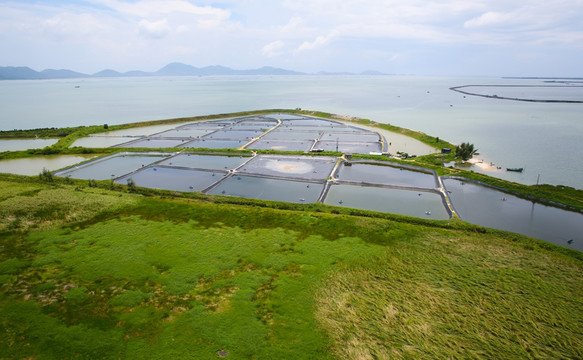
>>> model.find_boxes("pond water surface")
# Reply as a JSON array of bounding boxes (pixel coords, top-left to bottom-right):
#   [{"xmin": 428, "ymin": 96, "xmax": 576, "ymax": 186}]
[
  {"xmin": 0, "ymin": 139, "xmax": 59, "ymax": 151},
  {"xmin": 56, "ymin": 154, "xmax": 167, "ymax": 180},
  {"xmin": 0, "ymin": 154, "xmax": 97, "ymax": 176},
  {"xmin": 336, "ymin": 163, "xmax": 437, "ymax": 188},
  {"xmin": 116, "ymin": 166, "xmax": 226, "ymax": 192},
  {"xmin": 324, "ymin": 184, "xmax": 450, "ymax": 220},
  {"xmin": 207, "ymin": 175, "xmax": 325, "ymax": 203},
  {"xmin": 444, "ymin": 178, "xmax": 582, "ymax": 251},
  {"xmin": 158, "ymin": 154, "xmax": 250, "ymax": 170}
]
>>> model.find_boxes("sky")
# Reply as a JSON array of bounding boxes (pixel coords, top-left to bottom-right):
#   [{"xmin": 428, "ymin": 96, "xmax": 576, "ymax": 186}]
[{"xmin": 1, "ymin": 0, "xmax": 582, "ymax": 77}]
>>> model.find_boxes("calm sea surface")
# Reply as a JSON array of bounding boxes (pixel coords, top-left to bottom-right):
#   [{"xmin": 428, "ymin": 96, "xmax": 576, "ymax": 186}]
[{"xmin": 1, "ymin": 76, "xmax": 581, "ymax": 189}]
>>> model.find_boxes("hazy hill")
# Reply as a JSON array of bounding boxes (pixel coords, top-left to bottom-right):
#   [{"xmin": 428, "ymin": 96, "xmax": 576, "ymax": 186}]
[{"xmin": 0, "ymin": 63, "xmax": 383, "ymax": 80}]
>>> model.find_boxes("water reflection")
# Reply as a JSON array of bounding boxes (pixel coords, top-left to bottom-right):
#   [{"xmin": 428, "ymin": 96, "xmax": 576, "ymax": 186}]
[
  {"xmin": 55, "ymin": 154, "xmax": 167, "ymax": 180},
  {"xmin": 337, "ymin": 162, "xmax": 437, "ymax": 188},
  {"xmin": 324, "ymin": 184, "xmax": 450, "ymax": 220},
  {"xmin": 0, "ymin": 139, "xmax": 59, "ymax": 152},
  {"xmin": 208, "ymin": 175, "xmax": 324, "ymax": 203},
  {"xmin": 0, "ymin": 154, "xmax": 97, "ymax": 176},
  {"xmin": 444, "ymin": 178, "xmax": 582, "ymax": 251}
]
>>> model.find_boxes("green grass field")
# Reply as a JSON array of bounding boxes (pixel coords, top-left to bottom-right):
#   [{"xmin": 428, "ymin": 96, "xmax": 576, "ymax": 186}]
[{"xmin": 1, "ymin": 176, "xmax": 582, "ymax": 359}]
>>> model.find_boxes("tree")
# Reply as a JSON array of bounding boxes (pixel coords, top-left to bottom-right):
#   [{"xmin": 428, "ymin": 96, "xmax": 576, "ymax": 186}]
[{"xmin": 455, "ymin": 142, "xmax": 478, "ymax": 161}]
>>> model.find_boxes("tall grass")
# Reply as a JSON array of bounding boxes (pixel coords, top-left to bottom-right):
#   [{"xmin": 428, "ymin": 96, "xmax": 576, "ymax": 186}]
[{"xmin": 1, "ymin": 177, "xmax": 582, "ymax": 359}]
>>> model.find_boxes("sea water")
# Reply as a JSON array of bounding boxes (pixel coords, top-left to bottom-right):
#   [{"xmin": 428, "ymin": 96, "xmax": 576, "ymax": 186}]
[{"xmin": 0, "ymin": 76, "xmax": 581, "ymax": 188}]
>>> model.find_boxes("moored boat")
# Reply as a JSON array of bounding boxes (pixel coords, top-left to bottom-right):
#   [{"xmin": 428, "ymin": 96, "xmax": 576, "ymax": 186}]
[{"xmin": 506, "ymin": 167, "xmax": 524, "ymax": 172}]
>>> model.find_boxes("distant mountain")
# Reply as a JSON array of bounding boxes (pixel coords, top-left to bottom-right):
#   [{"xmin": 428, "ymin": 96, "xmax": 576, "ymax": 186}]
[
  {"xmin": 40, "ymin": 69, "xmax": 86, "ymax": 79},
  {"xmin": 360, "ymin": 70, "xmax": 389, "ymax": 75},
  {"xmin": 92, "ymin": 69, "xmax": 123, "ymax": 77},
  {"xmin": 0, "ymin": 63, "xmax": 383, "ymax": 80},
  {"xmin": 154, "ymin": 63, "xmax": 303, "ymax": 76},
  {"xmin": 0, "ymin": 66, "xmax": 47, "ymax": 80}
]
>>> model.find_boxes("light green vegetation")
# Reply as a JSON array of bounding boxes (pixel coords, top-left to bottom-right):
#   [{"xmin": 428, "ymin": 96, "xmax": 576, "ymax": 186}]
[
  {"xmin": 1, "ymin": 174, "xmax": 582, "ymax": 359},
  {"xmin": 0, "ymin": 177, "xmax": 137, "ymax": 233}
]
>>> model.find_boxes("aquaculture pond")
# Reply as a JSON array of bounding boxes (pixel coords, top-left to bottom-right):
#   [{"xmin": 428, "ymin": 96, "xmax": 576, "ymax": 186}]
[
  {"xmin": 444, "ymin": 178, "xmax": 583, "ymax": 251},
  {"xmin": 54, "ymin": 154, "xmax": 168, "ymax": 180},
  {"xmin": 70, "ymin": 136, "xmax": 138, "ymax": 148},
  {"xmin": 262, "ymin": 130, "xmax": 322, "ymax": 141},
  {"xmin": 314, "ymin": 141, "xmax": 382, "ymax": 153},
  {"xmin": 321, "ymin": 132, "xmax": 381, "ymax": 142},
  {"xmin": 336, "ymin": 162, "xmax": 438, "ymax": 188},
  {"xmin": 207, "ymin": 175, "xmax": 325, "ymax": 204},
  {"xmin": 246, "ymin": 139, "xmax": 314, "ymax": 152},
  {"xmin": 156, "ymin": 154, "xmax": 251, "ymax": 171},
  {"xmin": 65, "ymin": 114, "xmax": 404, "ymax": 157},
  {"xmin": 182, "ymin": 139, "xmax": 249, "ymax": 149},
  {"xmin": 0, "ymin": 154, "xmax": 97, "ymax": 176},
  {"xmin": 116, "ymin": 166, "xmax": 227, "ymax": 192},
  {"xmin": 119, "ymin": 138, "xmax": 190, "ymax": 148},
  {"xmin": 0, "ymin": 138, "xmax": 59, "ymax": 151},
  {"xmin": 151, "ymin": 128, "xmax": 216, "ymax": 138},
  {"xmin": 238, "ymin": 155, "xmax": 337, "ymax": 181},
  {"xmin": 324, "ymin": 184, "xmax": 451, "ymax": 220}
]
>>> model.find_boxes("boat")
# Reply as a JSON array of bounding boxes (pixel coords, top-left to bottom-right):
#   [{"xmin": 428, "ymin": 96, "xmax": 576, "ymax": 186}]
[{"xmin": 506, "ymin": 168, "xmax": 524, "ymax": 172}]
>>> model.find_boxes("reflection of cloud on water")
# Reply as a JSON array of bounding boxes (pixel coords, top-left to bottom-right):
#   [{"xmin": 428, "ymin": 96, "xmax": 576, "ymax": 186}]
[{"xmin": 264, "ymin": 160, "xmax": 313, "ymax": 174}]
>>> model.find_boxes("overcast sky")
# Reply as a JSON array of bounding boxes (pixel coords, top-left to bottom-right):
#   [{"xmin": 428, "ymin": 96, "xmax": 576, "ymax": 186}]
[{"xmin": 1, "ymin": 0, "xmax": 582, "ymax": 76}]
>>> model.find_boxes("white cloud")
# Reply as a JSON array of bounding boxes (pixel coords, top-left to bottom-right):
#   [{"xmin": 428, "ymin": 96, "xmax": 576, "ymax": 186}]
[
  {"xmin": 96, "ymin": 0, "xmax": 230, "ymax": 28},
  {"xmin": 295, "ymin": 30, "xmax": 339, "ymax": 53},
  {"xmin": 464, "ymin": 11, "xmax": 514, "ymax": 28},
  {"xmin": 1, "ymin": 0, "xmax": 582, "ymax": 74},
  {"xmin": 262, "ymin": 40, "xmax": 285, "ymax": 57},
  {"xmin": 281, "ymin": 16, "xmax": 303, "ymax": 33},
  {"xmin": 138, "ymin": 18, "xmax": 170, "ymax": 39}
]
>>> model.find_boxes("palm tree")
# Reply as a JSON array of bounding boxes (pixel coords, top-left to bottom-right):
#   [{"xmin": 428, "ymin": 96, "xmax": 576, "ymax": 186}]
[{"xmin": 455, "ymin": 142, "xmax": 478, "ymax": 161}]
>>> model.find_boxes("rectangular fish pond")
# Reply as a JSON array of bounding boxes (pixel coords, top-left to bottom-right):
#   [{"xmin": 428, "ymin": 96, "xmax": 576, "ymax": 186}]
[
  {"xmin": 181, "ymin": 139, "xmax": 249, "ymax": 149},
  {"xmin": 54, "ymin": 153, "xmax": 168, "ymax": 180},
  {"xmin": 70, "ymin": 136, "xmax": 139, "ymax": 148},
  {"xmin": 156, "ymin": 153, "xmax": 251, "ymax": 171},
  {"xmin": 150, "ymin": 128, "xmax": 216, "ymax": 138},
  {"xmin": 0, "ymin": 155, "xmax": 97, "ymax": 176},
  {"xmin": 52, "ymin": 152, "xmax": 454, "ymax": 221},
  {"xmin": 336, "ymin": 161, "xmax": 438, "ymax": 188},
  {"xmin": 444, "ymin": 178, "xmax": 583, "ymax": 251},
  {"xmin": 119, "ymin": 138, "xmax": 191, "ymax": 148},
  {"xmin": 116, "ymin": 166, "xmax": 228, "ymax": 192},
  {"xmin": 237, "ymin": 155, "xmax": 337, "ymax": 181},
  {"xmin": 323, "ymin": 184, "xmax": 451, "ymax": 220},
  {"xmin": 207, "ymin": 175, "xmax": 325, "ymax": 204},
  {"xmin": 246, "ymin": 139, "xmax": 314, "ymax": 152},
  {"xmin": 314, "ymin": 141, "xmax": 382, "ymax": 153},
  {"xmin": 261, "ymin": 130, "xmax": 322, "ymax": 141},
  {"xmin": 0, "ymin": 138, "xmax": 59, "ymax": 151}
]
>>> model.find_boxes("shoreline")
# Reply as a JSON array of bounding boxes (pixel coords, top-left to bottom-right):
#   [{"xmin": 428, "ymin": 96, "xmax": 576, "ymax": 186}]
[{"xmin": 466, "ymin": 157, "xmax": 503, "ymax": 173}]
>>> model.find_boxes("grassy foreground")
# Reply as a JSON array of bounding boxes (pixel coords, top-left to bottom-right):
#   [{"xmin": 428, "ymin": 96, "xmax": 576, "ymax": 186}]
[{"xmin": 0, "ymin": 176, "xmax": 582, "ymax": 359}]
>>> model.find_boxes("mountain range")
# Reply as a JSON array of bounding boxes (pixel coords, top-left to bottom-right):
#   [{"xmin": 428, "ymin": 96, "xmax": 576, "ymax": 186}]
[{"xmin": 0, "ymin": 62, "xmax": 386, "ymax": 80}]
